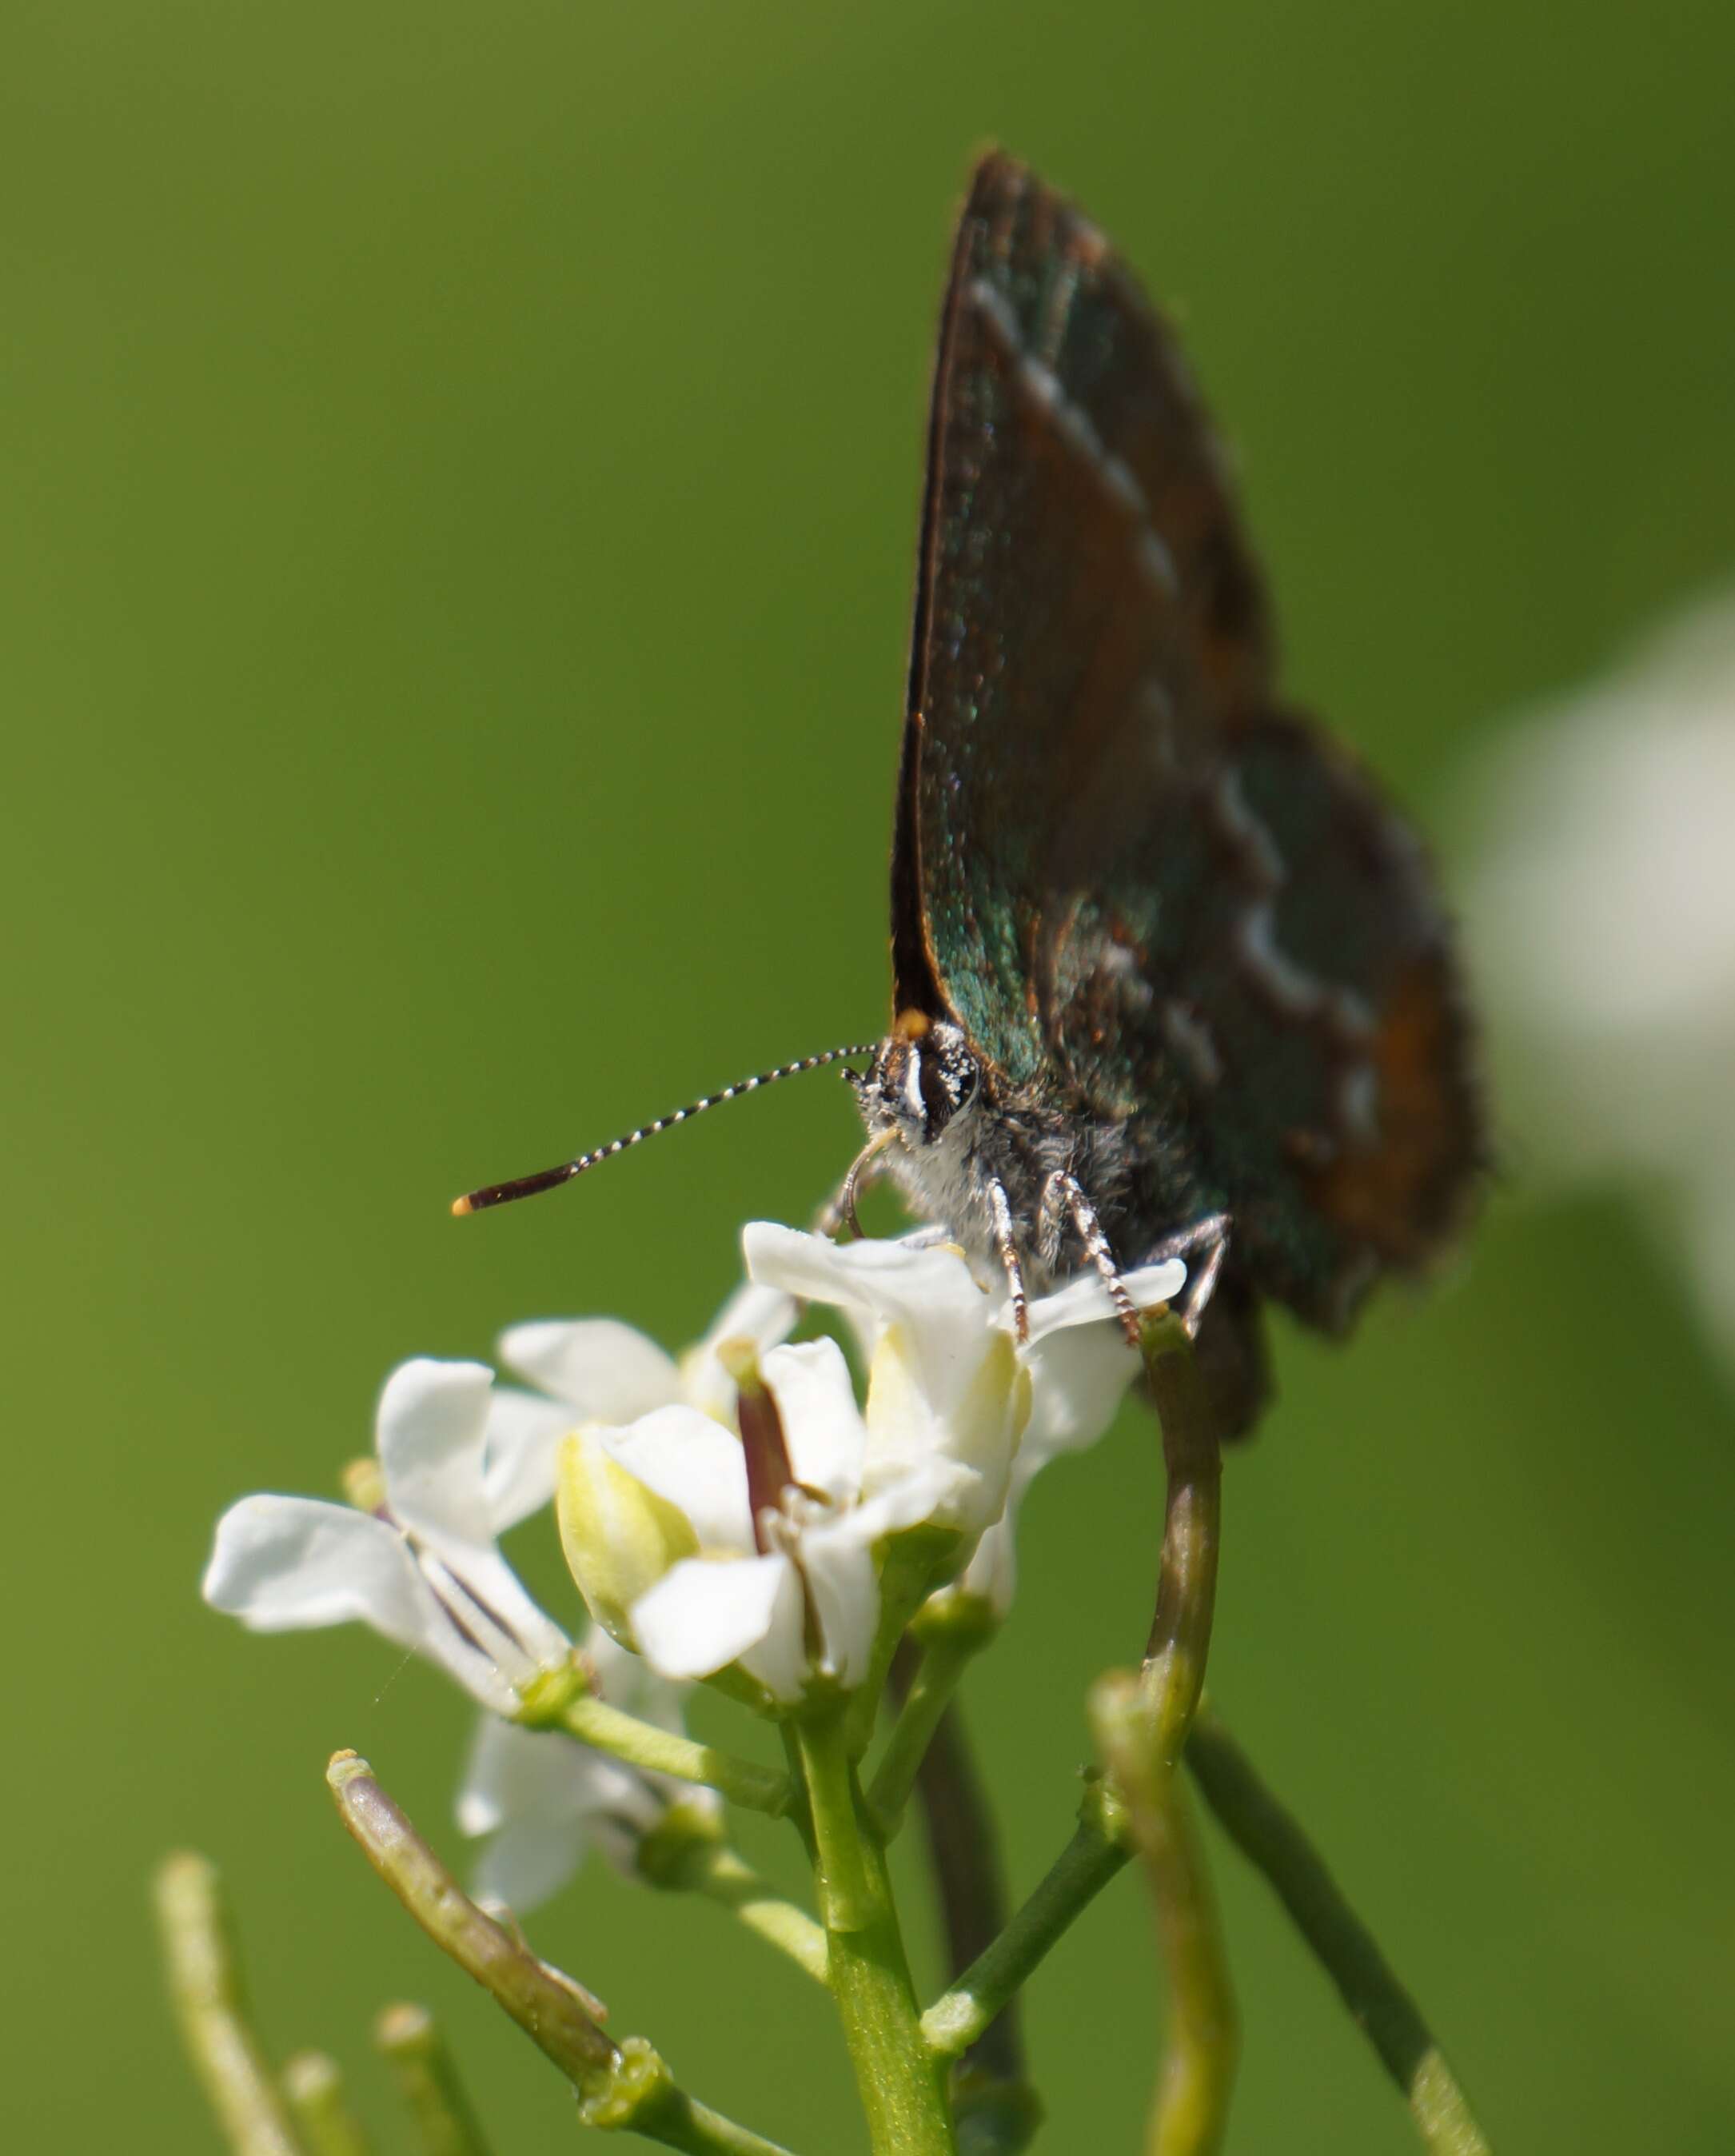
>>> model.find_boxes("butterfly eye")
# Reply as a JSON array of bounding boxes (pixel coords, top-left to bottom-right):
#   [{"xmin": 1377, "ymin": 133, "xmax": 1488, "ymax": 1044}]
[
  {"xmin": 917, "ymin": 1052, "xmax": 954, "ymax": 1133},
  {"xmin": 915, "ymin": 1041, "xmax": 979, "ymax": 1137}
]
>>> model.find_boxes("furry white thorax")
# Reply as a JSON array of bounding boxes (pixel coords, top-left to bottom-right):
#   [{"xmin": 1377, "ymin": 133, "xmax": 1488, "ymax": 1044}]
[{"xmin": 849, "ymin": 1019, "xmax": 1135, "ymax": 1293}]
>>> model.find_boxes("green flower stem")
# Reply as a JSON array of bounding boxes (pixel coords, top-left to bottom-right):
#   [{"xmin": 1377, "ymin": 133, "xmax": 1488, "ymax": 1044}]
[
  {"xmin": 328, "ymin": 1753, "xmax": 796, "ymax": 2155},
  {"xmin": 797, "ymin": 1707, "xmax": 957, "ymax": 2156},
  {"xmin": 641, "ymin": 1824, "xmax": 830, "ymax": 1987},
  {"xmin": 1184, "ymin": 1710, "xmax": 1494, "ymax": 2156},
  {"xmin": 921, "ymin": 1788, "xmax": 1131, "ymax": 2060},
  {"xmin": 329, "ymin": 1752, "xmax": 616, "ymax": 2091},
  {"xmin": 374, "ymin": 2005, "xmax": 491, "ymax": 2156},
  {"xmin": 1090, "ymin": 1309, "xmax": 1232, "ymax": 2156},
  {"xmin": 1091, "ymin": 1684, "xmax": 1237, "ymax": 2156},
  {"xmin": 554, "ymin": 1693, "xmax": 792, "ymax": 1816},
  {"xmin": 281, "ymin": 2053, "xmax": 374, "ymax": 2156},
  {"xmin": 883, "ymin": 1633, "xmax": 1036, "ymax": 2149},
  {"xmin": 866, "ymin": 1631, "xmax": 980, "ymax": 1834},
  {"xmin": 152, "ymin": 1851, "xmax": 305, "ymax": 2156},
  {"xmin": 579, "ymin": 2042, "xmax": 805, "ymax": 2156},
  {"xmin": 1143, "ymin": 1782, "xmax": 1236, "ymax": 2156},
  {"xmin": 797, "ymin": 1707, "xmax": 876, "ymax": 1934},
  {"xmin": 1136, "ymin": 1308, "xmax": 1222, "ymax": 1774}
]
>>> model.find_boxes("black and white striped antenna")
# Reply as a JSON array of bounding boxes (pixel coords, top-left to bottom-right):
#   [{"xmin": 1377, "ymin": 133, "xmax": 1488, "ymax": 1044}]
[{"xmin": 451, "ymin": 1044, "xmax": 876, "ymax": 1216}]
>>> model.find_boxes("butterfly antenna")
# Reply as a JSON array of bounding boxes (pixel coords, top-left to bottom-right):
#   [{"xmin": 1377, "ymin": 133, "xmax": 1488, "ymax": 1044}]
[{"xmin": 451, "ymin": 1044, "xmax": 879, "ymax": 1216}]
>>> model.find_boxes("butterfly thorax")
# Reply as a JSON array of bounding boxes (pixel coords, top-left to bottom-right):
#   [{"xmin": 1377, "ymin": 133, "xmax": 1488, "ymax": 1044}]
[{"xmin": 850, "ymin": 1016, "xmax": 1144, "ymax": 1292}]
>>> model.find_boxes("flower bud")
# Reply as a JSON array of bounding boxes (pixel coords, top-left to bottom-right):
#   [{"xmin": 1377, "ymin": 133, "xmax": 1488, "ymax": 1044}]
[{"xmin": 556, "ymin": 1431, "xmax": 698, "ymax": 1647}]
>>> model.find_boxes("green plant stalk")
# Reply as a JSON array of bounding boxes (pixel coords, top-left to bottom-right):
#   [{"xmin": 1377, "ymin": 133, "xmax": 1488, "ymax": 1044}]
[
  {"xmin": 866, "ymin": 1631, "xmax": 979, "ymax": 1832},
  {"xmin": 904, "ymin": 1730, "xmax": 1041, "ymax": 2156},
  {"xmin": 281, "ymin": 2053, "xmax": 374, "ymax": 2156},
  {"xmin": 328, "ymin": 1753, "xmax": 799, "ymax": 2156},
  {"xmin": 153, "ymin": 1851, "xmax": 305, "ymax": 2156},
  {"xmin": 374, "ymin": 2004, "xmax": 492, "ymax": 2156},
  {"xmin": 797, "ymin": 1707, "xmax": 956, "ymax": 2156},
  {"xmin": 1081, "ymin": 1309, "xmax": 1234, "ymax": 2151},
  {"xmin": 888, "ymin": 1639, "xmax": 1031, "ymax": 2141},
  {"xmin": 578, "ymin": 2041, "xmax": 807, "ymax": 2156},
  {"xmin": 1143, "ymin": 1781, "xmax": 1236, "ymax": 2156},
  {"xmin": 554, "ymin": 1693, "xmax": 791, "ymax": 1815},
  {"xmin": 1087, "ymin": 1705, "xmax": 1235, "ymax": 2156},
  {"xmin": 329, "ymin": 1753, "xmax": 615, "ymax": 2092},
  {"xmin": 651, "ymin": 1835, "xmax": 831, "ymax": 1987},
  {"xmin": 1184, "ymin": 1711, "xmax": 1494, "ymax": 2156},
  {"xmin": 921, "ymin": 1791, "xmax": 1131, "ymax": 2060},
  {"xmin": 1135, "ymin": 1308, "xmax": 1222, "ymax": 1772}
]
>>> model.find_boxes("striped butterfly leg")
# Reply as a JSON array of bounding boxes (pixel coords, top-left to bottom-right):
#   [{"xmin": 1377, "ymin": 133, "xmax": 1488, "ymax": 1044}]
[
  {"xmin": 1131, "ymin": 1212, "xmax": 1270, "ymax": 1443},
  {"xmin": 1039, "ymin": 1170, "xmax": 1143, "ymax": 1345}
]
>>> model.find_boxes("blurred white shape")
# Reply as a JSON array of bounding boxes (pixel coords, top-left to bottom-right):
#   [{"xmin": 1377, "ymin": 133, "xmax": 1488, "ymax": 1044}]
[{"xmin": 1467, "ymin": 588, "xmax": 1735, "ymax": 1362}]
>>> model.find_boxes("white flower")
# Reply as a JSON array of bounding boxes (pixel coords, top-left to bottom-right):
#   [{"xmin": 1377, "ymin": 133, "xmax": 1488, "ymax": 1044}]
[
  {"xmin": 958, "ymin": 1263, "xmax": 1187, "ymax": 1614},
  {"xmin": 1466, "ymin": 588, "xmax": 1735, "ymax": 1363},
  {"xmin": 203, "ymin": 1359, "xmax": 572, "ymax": 1715},
  {"xmin": 485, "ymin": 1280, "xmax": 798, "ymax": 1522},
  {"xmin": 456, "ymin": 1631, "xmax": 716, "ymax": 1912},
  {"xmin": 557, "ymin": 1224, "xmax": 1184, "ymax": 1698}
]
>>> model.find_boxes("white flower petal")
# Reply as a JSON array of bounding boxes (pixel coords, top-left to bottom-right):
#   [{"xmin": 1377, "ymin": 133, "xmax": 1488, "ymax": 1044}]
[
  {"xmin": 470, "ymin": 1813, "xmax": 592, "ymax": 1914},
  {"xmin": 797, "ymin": 1515, "xmax": 881, "ymax": 1688},
  {"xmin": 1013, "ymin": 1259, "xmax": 1187, "ymax": 1461},
  {"xmin": 632, "ymin": 1552, "xmax": 805, "ymax": 1699},
  {"xmin": 376, "ymin": 1359, "xmax": 498, "ymax": 1551},
  {"xmin": 748, "ymin": 1223, "xmax": 1006, "ymax": 1438},
  {"xmin": 204, "ymin": 1495, "xmax": 427, "ymax": 1634},
  {"xmin": 602, "ymin": 1404, "xmax": 754, "ymax": 1552},
  {"xmin": 683, "ymin": 1282, "xmax": 800, "ymax": 1421},
  {"xmin": 377, "ymin": 1359, "xmax": 571, "ymax": 1675},
  {"xmin": 457, "ymin": 1716, "xmax": 632, "ymax": 1911},
  {"xmin": 483, "ymin": 1387, "xmax": 576, "ymax": 1531},
  {"xmin": 1022, "ymin": 1324, "xmax": 1146, "ymax": 1458},
  {"xmin": 732, "ymin": 1558, "xmax": 812, "ymax": 1703},
  {"xmin": 1022, "ymin": 1258, "xmax": 1187, "ymax": 1340},
  {"xmin": 456, "ymin": 1715, "xmax": 626, "ymax": 1835},
  {"xmin": 499, "ymin": 1319, "xmax": 680, "ymax": 1422},
  {"xmin": 201, "ymin": 1495, "xmax": 517, "ymax": 1711},
  {"xmin": 762, "ymin": 1339, "xmax": 867, "ymax": 1503},
  {"xmin": 959, "ymin": 1513, "xmax": 1018, "ymax": 1615},
  {"xmin": 863, "ymin": 1323, "xmax": 1019, "ymax": 1535},
  {"xmin": 850, "ymin": 1459, "xmax": 974, "ymax": 1541},
  {"xmin": 704, "ymin": 1279, "xmax": 801, "ymax": 1355}
]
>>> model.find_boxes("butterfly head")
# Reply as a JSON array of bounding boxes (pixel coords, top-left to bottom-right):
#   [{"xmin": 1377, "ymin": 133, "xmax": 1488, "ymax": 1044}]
[{"xmin": 852, "ymin": 1011, "xmax": 983, "ymax": 1155}]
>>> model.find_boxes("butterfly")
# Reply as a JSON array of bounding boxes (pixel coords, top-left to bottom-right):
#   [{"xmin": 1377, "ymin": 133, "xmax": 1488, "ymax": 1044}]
[
  {"xmin": 833, "ymin": 153, "xmax": 1481, "ymax": 1434},
  {"xmin": 457, "ymin": 153, "xmax": 1481, "ymax": 1439}
]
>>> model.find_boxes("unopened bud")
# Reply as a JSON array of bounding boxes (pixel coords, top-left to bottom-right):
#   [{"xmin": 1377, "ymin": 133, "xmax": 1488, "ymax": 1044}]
[{"xmin": 556, "ymin": 1432, "xmax": 698, "ymax": 1647}]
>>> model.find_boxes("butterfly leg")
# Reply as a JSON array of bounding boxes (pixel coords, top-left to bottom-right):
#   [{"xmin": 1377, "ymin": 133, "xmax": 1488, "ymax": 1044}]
[
  {"xmin": 1040, "ymin": 1171, "xmax": 1141, "ymax": 1345},
  {"xmin": 1139, "ymin": 1212, "xmax": 1231, "ymax": 1339},
  {"xmin": 986, "ymin": 1176, "xmax": 1030, "ymax": 1343}
]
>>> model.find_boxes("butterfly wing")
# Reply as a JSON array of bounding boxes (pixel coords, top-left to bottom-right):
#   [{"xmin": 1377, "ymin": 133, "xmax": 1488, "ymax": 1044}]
[
  {"xmin": 894, "ymin": 154, "xmax": 1478, "ymax": 1328},
  {"xmin": 891, "ymin": 151, "xmax": 1274, "ymax": 1055}
]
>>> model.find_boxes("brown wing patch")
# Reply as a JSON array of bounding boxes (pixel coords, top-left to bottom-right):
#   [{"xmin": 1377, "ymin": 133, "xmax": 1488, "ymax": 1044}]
[{"xmin": 1298, "ymin": 950, "xmax": 1482, "ymax": 1266}]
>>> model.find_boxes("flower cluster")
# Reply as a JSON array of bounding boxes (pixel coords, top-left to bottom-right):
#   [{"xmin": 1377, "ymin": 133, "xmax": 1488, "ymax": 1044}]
[{"xmin": 203, "ymin": 1224, "xmax": 1182, "ymax": 1905}]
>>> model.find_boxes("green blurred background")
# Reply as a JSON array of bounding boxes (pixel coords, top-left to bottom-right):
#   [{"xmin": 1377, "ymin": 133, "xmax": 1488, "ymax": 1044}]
[{"xmin": 6, "ymin": 3, "xmax": 1733, "ymax": 2148}]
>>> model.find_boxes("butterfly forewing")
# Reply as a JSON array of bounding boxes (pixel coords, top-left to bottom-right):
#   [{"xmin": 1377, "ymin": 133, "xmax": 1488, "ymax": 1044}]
[{"xmin": 894, "ymin": 154, "xmax": 1479, "ymax": 1330}]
